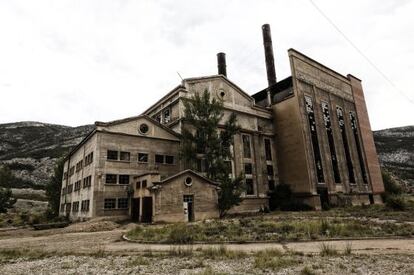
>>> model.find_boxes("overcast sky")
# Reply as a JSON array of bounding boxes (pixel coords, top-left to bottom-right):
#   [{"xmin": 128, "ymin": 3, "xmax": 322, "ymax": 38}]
[{"xmin": 0, "ymin": 0, "xmax": 413, "ymax": 130}]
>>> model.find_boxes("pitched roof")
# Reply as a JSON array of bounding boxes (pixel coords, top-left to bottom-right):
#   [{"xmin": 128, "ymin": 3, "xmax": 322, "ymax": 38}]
[{"xmin": 156, "ymin": 169, "xmax": 219, "ymax": 186}]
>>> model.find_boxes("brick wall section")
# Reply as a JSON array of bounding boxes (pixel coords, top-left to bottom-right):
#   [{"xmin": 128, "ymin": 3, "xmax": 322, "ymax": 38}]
[{"xmin": 348, "ymin": 75, "xmax": 384, "ymax": 194}]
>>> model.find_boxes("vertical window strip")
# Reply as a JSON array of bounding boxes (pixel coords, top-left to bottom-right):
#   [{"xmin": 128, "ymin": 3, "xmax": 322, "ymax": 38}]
[
  {"xmin": 350, "ymin": 112, "xmax": 368, "ymax": 183},
  {"xmin": 305, "ymin": 96, "xmax": 324, "ymax": 183},
  {"xmin": 321, "ymin": 102, "xmax": 341, "ymax": 183},
  {"xmin": 336, "ymin": 107, "xmax": 356, "ymax": 183}
]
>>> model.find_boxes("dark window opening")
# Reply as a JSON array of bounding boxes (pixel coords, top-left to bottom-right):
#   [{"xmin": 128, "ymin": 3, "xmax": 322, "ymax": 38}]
[
  {"xmin": 350, "ymin": 112, "xmax": 368, "ymax": 183},
  {"xmin": 104, "ymin": 198, "xmax": 116, "ymax": 209},
  {"xmin": 120, "ymin": 151, "xmax": 130, "ymax": 161},
  {"xmin": 155, "ymin": 154, "xmax": 164, "ymax": 164},
  {"xmin": 107, "ymin": 150, "xmax": 118, "ymax": 160},
  {"xmin": 337, "ymin": 107, "xmax": 355, "ymax": 183},
  {"xmin": 268, "ymin": 179, "xmax": 275, "ymax": 191},
  {"xmin": 244, "ymin": 163, "xmax": 253, "ymax": 175},
  {"xmin": 165, "ymin": 155, "xmax": 174, "ymax": 164},
  {"xmin": 264, "ymin": 138, "xmax": 272, "ymax": 161},
  {"xmin": 105, "ymin": 174, "xmax": 117, "ymax": 184},
  {"xmin": 136, "ymin": 181, "xmax": 140, "ymax": 189},
  {"xmin": 118, "ymin": 198, "xmax": 129, "ymax": 209},
  {"xmin": 322, "ymin": 102, "xmax": 341, "ymax": 183},
  {"xmin": 138, "ymin": 153, "xmax": 148, "ymax": 163},
  {"xmin": 267, "ymin": 165, "xmax": 274, "ymax": 176},
  {"xmin": 141, "ymin": 180, "xmax": 147, "ymax": 188},
  {"xmin": 119, "ymin": 175, "xmax": 130, "ymax": 185},
  {"xmin": 163, "ymin": 108, "xmax": 171, "ymax": 123},
  {"xmin": 305, "ymin": 96, "xmax": 324, "ymax": 183},
  {"xmin": 242, "ymin": 135, "xmax": 252, "ymax": 159},
  {"xmin": 245, "ymin": 179, "xmax": 254, "ymax": 195}
]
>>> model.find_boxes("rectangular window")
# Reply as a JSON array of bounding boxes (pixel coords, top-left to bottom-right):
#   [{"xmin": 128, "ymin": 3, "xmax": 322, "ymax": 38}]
[
  {"xmin": 155, "ymin": 114, "xmax": 161, "ymax": 123},
  {"xmin": 67, "ymin": 184, "xmax": 73, "ymax": 193},
  {"xmin": 244, "ymin": 163, "xmax": 253, "ymax": 175},
  {"xmin": 81, "ymin": 200, "xmax": 90, "ymax": 212},
  {"xmin": 136, "ymin": 181, "xmax": 140, "ymax": 189},
  {"xmin": 264, "ymin": 139, "xmax": 272, "ymax": 161},
  {"xmin": 117, "ymin": 198, "xmax": 129, "ymax": 209},
  {"xmin": 165, "ymin": 155, "xmax": 174, "ymax": 164},
  {"xmin": 107, "ymin": 150, "xmax": 118, "ymax": 160},
  {"xmin": 63, "ymin": 172, "xmax": 68, "ymax": 180},
  {"xmin": 83, "ymin": 176, "xmax": 92, "ymax": 188},
  {"xmin": 85, "ymin": 152, "xmax": 94, "ymax": 166},
  {"xmin": 304, "ymin": 96, "xmax": 324, "ymax": 183},
  {"xmin": 60, "ymin": 204, "xmax": 65, "ymax": 212},
  {"xmin": 268, "ymin": 179, "xmax": 275, "ymax": 191},
  {"xmin": 141, "ymin": 180, "xmax": 147, "ymax": 188},
  {"xmin": 322, "ymin": 102, "xmax": 341, "ymax": 183},
  {"xmin": 72, "ymin": 201, "xmax": 79, "ymax": 212},
  {"xmin": 196, "ymin": 158, "xmax": 207, "ymax": 173},
  {"xmin": 163, "ymin": 108, "xmax": 171, "ymax": 123},
  {"xmin": 120, "ymin": 151, "xmax": 130, "ymax": 161},
  {"xmin": 105, "ymin": 174, "xmax": 117, "ymax": 184},
  {"xmin": 267, "ymin": 165, "xmax": 274, "ymax": 176},
  {"xmin": 138, "ymin": 153, "xmax": 148, "ymax": 163},
  {"xmin": 337, "ymin": 107, "xmax": 355, "ymax": 183},
  {"xmin": 242, "ymin": 135, "xmax": 252, "ymax": 159},
  {"xmin": 74, "ymin": 181, "xmax": 81, "ymax": 191},
  {"xmin": 350, "ymin": 112, "xmax": 368, "ymax": 184},
  {"xmin": 245, "ymin": 179, "xmax": 254, "ymax": 195},
  {"xmin": 155, "ymin": 154, "xmax": 164, "ymax": 164},
  {"xmin": 69, "ymin": 166, "xmax": 75, "ymax": 176},
  {"xmin": 119, "ymin": 175, "xmax": 130, "ymax": 185},
  {"xmin": 104, "ymin": 198, "xmax": 116, "ymax": 209}
]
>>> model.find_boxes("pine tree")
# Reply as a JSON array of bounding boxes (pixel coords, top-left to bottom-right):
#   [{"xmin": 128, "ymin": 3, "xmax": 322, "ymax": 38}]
[
  {"xmin": 180, "ymin": 89, "xmax": 243, "ymax": 217},
  {"xmin": 45, "ymin": 158, "xmax": 64, "ymax": 217}
]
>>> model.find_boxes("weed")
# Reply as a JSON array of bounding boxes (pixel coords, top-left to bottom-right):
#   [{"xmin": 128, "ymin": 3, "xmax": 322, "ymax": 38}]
[
  {"xmin": 200, "ymin": 245, "xmax": 247, "ymax": 259},
  {"xmin": 127, "ymin": 256, "xmax": 150, "ymax": 267},
  {"xmin": 344, "ymin": 242, "xmax": 352, "ymax": 255},
  {"xmin": 319, "ymin": 243, "xmax": 338, "ymax": 257},
  {"xmin": 301, "ymin": 266, "xmax": 317, "ymax": 275},
  {"xmin": 168, "ymin": 245, "xmax": 194, "ymax": 257},
  {"xmin": 254, "ymin": 255, "xmax": 297, "ymax": 271}
]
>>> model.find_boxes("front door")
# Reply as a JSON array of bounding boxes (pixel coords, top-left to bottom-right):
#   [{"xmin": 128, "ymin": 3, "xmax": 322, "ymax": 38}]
[
  {"xmin": 141, "ymin": 197, "xmax": 153, "ymax": 223},
  {"xmin": 183, "ymin": 195, "xmax": 194, "ymax": 222},
  {"xmin": 131, "ymin": 198, "xmax": 140, "ymax": 222}
]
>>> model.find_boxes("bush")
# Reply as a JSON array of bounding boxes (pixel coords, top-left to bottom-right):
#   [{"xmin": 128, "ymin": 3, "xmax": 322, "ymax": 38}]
[
  {"xmin": 167, "ymin": 223, "xmax": 194, "ymax": 244},
  {"xmin": 382, "ymin": 170, "xmax": 403, "ymax": 195},
  {"xmin": 385, "ymin": 195, "xmax": 407, "ymax": 211}
]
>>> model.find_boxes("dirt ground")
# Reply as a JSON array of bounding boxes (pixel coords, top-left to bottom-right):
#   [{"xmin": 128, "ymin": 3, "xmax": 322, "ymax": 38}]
[{"xmin": 0, "ymin": 223, "xmax": 413, "ymax": 274}]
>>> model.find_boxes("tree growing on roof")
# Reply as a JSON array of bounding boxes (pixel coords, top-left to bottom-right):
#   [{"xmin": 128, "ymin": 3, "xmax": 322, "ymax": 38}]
[{"xmin": 180, "ymin": 89, "xmax": 244, "ymax": 217}]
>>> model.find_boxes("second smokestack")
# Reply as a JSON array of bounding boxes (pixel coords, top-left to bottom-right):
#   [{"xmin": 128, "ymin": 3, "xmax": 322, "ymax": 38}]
[
  {"xmin": 262, "ymin": 24, "xmax": 277, "ymax": 87},
  {"xmin": 217, "ymin": 52, "xmax": 227, "ymax": 77}
]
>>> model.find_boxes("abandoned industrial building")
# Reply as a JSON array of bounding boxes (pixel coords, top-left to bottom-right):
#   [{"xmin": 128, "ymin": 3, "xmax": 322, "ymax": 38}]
[{"xmin": 59, "ymin": 24, "xmax": 385, "ymax": 222}]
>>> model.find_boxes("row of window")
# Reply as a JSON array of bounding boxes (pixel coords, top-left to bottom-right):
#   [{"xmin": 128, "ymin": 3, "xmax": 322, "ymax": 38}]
[
  {"xmin": 136, "ymin": 180, "xmax": 148, "ymax": 189},
  {"xmin": 63, "ymin": 151, "xmax": 94, "ymax": 180},
  {"xmin": 106, "ymin": 150, "xmax": 175, "ymax": 165},
  {"xmin": 153, "ymin": 107, "xmax": 171, "ymax": 124},
  {"xmin": 105, "ymin": 174, "xmax": 130, "ymax": 185},
  {"xmin": 60, "ymin": 199, "xmax": 90, "ymax": 213},
  {"xmin": 104, "ymin": 198, "xmax": 129, "ymax": 209},
  {"xmin": 62, "ymin": 175, "xmax": 92, "ymax": 195}
]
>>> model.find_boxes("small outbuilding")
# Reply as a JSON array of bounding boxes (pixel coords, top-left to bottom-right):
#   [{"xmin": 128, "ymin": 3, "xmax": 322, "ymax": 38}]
[{"xmin": 131, "ymin": 170, "xmax": 220, "ymax": 223}]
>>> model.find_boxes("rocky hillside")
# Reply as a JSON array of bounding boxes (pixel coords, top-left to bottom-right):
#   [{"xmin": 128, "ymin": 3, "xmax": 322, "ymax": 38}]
[
  {"xmin": 0, "ymin": 122, "xmax": 94, "ymax": 188},
  {"xmin": 373, "ymin": 125, "xmax": 414, "ymax": 188},
  {"xmin": 0, "ymin": 121, "xmax": 412, "ymax": 189}
]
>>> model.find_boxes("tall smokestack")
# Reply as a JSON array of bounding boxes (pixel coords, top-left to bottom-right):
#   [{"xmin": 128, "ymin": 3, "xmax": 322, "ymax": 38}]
[
  {"xmin": 262, "ymin": 24, "xmax": 277, "ymax": 87},
  {"xmin": 217, "ymin": 52, "xmax": 227, "ymax": 77}
]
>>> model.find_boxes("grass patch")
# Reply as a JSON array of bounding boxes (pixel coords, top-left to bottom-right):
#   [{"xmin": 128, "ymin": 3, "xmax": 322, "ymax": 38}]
[
  {"xmin": 200, "ymin": 245, "xmax": 247, "ymax": 260},
  {"xmin": 254, "ymin": 255, "xmax": 297, "ymax": 271},
  {"xmin": 319, "ymin": 243, "xmax": 338, "ymax": 257},
  {"xmin": 168, "ymin": 245, "xmax": 194, "ymax": 257},
  {"xmin": 301, "ymin": 266, "xmax": 317, "ymax": 275},
  {"xmin": 127, "ymin": 256, "xmax": 150, "ymax": 267}
]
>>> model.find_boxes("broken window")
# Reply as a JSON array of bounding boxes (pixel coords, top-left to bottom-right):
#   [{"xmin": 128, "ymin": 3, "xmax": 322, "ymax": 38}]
[
  {"xmin": 336, "ymin": 107, "xmax": 355, "ymax": 183},
  {"xmin": 138, "ymin": 153, "xmax": 148, "ymax": 163},
  {"xmin": 105, "ymin": 174, "xmax": 117, "ymax": 184},
  {"xmin": 244, "ymin": 163, "xmax": 253, "ymax": 175},
  {"xmin": 267, "ymin": 165, "xmax": 274, "ymax": 176},
  {"xmin": 321, "ymin": 102, "xmax": 341, "ymax": 183},
  {"xmin": 304, "ymin": 96, "xmax": 324, "ymax": 183},
  {"xmin": 85, "ymin": 152, "xmax": 94, "ymax": 166},
  {"xmin": 120, "ymin": 151, "xmax": 130, "ymax": 161},
  {"xmin": 104, "ymin": 198, "xmax": 116, "ymax": 209},
  {"xmin": 242, "ymin": 134, "xmax": 252, "ymax": 159},
  {"xmin": 107, "ymin": 150, "xmax": 118, "ymax": 160},
  {"xmin": 350, "ymin": 112, "xmax": 368, "ymax": 183},
  {"xmin": 83, "ymin": 175, "xmax": 92, "ymax": 188},
  {"xmin": 264, "ymin": 138, "xmax": 272, "ymax": 161},
  {"xmin": 72, "ymin": 201, "xmax": 79, "ymax": 212},
  {"xmin": 81, "ymin": 200, "xmax": 90, "ymax": 212},
  {"xmin": 163, "ymin": 108, "xmax": 171, "ymax": 123}
]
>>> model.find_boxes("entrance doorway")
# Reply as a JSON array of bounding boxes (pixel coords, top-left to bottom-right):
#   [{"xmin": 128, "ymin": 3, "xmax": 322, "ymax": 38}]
[
  {"xmin": 183, "ymin": 195, "xmax": 194, "ymax": 222},
  {"xmin": 141, "ymin": 197, "xmax": 153, "ymax": 223},
  {"xmin": 369, "ymin": 194, "xmax": 374, "ymax": 205},
  {"xmin": 131, "ymin": 198, "xmax": 140, "ymax": 222},
  {"xmin": 317, "ymin": 187, "xmax": 330, "ymax": 210}
]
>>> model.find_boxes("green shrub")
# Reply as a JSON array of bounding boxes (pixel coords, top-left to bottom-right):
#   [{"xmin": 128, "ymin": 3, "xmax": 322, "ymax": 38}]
[
  {"xmin": 167, "ymin": 223, "xmax": 194, "ymax": 244},
  {"xmin": 382, "ymin": 170, "xmax": 403, "ymax": 195},
  {"xmin": 319, "ymin": 243, "xmax": 338, "ymax": 256},
  {"xmin": 385, "ymin": 195, "xmax": 407, "ymax": 211}
]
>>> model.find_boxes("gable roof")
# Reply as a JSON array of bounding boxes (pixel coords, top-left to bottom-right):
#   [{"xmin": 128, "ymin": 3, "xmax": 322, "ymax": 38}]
[
  {"xmin": 95, "ymin": 114, "xmax": 180, "ymax": 138},
  {"xmin": 156, "ymin": 169, "xmax": 219, "ymax": 187}
]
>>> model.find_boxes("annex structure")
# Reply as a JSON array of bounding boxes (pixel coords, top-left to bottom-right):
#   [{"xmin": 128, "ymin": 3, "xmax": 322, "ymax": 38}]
[{"xmin": 59, "ymin": 24, "xmax": 384, "ymax": 222}]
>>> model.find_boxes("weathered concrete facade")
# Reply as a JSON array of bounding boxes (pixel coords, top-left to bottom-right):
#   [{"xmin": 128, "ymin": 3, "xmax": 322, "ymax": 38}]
[{"xmin": 59, "ymin": 45, "xmax": 383, "ymax": 221}]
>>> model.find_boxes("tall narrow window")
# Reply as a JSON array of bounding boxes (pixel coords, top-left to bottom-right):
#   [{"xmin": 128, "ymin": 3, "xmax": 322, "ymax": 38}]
[
  {"xmin": 304, "ymin": 96, "xmax": 324, "ymax": 183},
  {"xmin": 350, "ymin": 112, "xmax": 368, "ymax": 183},
  {"xmin": 242, "ymin": 135, "xmax": 252, "ymax": 159},
  {"xmin": 245, "ymin": 179, "xmax": 254, "ymax": 195},
  {"xmin": 264, "ymin": 138, "xmax": 272, "ymax": 161},
  {"xmin": 336, "ymin": 107, "xmax": 355, "ymax": 183},
  {"xmin": 321, "ymin": 102, "xmax": 341, "ymax": 183}
]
